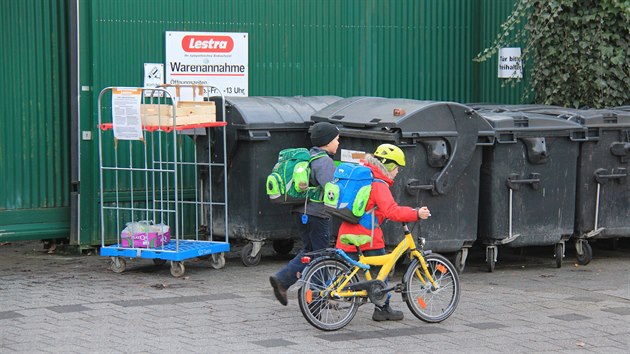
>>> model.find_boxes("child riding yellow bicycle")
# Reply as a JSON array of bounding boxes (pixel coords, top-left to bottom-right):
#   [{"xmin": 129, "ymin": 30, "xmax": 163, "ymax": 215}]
[
  {"xmin": 335, "ymin": 144, "xmax": 431, "ymax": 321},
  {"xmin": 296, "ymin": 143, "xmax": 459, "ymax": 331}
]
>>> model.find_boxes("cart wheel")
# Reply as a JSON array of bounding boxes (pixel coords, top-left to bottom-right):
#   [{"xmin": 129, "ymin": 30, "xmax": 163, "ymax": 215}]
[
  {"xmin": 210, "ymin": 253, "xmax": 226, "ymax": 269},
  {"xmin": 153, "ymin": 259, "xmax": 167, "ymax": 266},
  {"xmin": 486, "ymin": 247, "xmax": 496, "ymax": 273},
  {"xmin": 576, "ymin": 240, "xmax": 592, "ymax": 265},
  {"xmin": 272, "ymin": 239, "xmax": 294, "ymax": 255},
  {"xmin": 554, "ymin": 243, "xmax": 564, "ymax": 268},
  {"xmin": 454, "ymin": 251, "xmax": 466, "ymax": 273},
  {"xmin": 170, "ymin": 261, "xmax": 185, "ymax": 277},
  {"xmin": 110, "ymin": 257, "xmax": 126, "ymax": 273},
  {"xmin": 241, "ymin": 242, "xmax": 262, "ymax": 267}
]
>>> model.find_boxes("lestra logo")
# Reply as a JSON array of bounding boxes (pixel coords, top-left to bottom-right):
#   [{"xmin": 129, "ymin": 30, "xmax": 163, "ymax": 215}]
[{"xmin": 182, "ymin": 35, "xmax": 234, "ymax": 52}]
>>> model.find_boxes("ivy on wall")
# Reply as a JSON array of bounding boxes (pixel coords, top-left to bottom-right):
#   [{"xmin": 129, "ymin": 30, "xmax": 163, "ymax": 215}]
[{"xmin": 475, "ymin": 0, "xmax": 630, "ymax": 108}]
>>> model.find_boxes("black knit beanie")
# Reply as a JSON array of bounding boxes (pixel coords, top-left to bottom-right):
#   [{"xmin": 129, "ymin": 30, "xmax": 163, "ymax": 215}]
[{"xmin": 310, "ymin": 122, "xmax": 339, "ymax": 147}]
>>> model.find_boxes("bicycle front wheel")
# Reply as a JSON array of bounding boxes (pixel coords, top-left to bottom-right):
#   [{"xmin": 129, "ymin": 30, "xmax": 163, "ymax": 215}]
[
  {"xmin": 298, "ymin": 258, "xmax": 361, "ymax": 331},
  {"xmin": 403, "ymin": 253, "xmax": 460, "ymax": 323}
]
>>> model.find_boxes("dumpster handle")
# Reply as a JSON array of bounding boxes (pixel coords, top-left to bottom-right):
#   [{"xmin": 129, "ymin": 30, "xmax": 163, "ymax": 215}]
[
  {"xmin": 405, "ymin": 179, "xmax": 435, "ymax": 195},
  {"xmin": 246, "ymin": 130, "xmax": 271, "ymax": 141},
  {"xmin": 500, "ymin": 188, "xmax": 521, "ymax": 245},
  {"xmin": 610, "ymin": 142, "xmax": 630, "ymax": 155},
  {"xmin": 586, "ymin": 168, "xmax": 627, "ymax": 239},
  {"xmin": 506, "ymin": 173, "xmax": 541, "ymax": 191},
  {"xmin": 594, "ymin": 168, "xmax": 627, "ymax": 183},
  {"xmin": 584, "ymin": 182, "xmax": 605, "ymax": 239}
]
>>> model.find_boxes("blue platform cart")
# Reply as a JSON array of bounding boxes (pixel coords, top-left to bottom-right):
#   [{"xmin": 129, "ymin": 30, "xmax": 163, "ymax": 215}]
[{"xmin": 97, "ymin": 85, "xmax": 229, "ymax": 277}]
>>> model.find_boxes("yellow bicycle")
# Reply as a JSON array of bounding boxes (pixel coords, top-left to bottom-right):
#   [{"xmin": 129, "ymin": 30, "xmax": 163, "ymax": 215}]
[{"xmin": 297, "ymin": 223, "xmax": 460, "ymax": 331}]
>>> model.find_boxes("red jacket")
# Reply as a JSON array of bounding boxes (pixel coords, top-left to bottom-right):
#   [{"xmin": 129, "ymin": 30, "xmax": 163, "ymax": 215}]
[{"xmin": 335, "ymin": 162, "xmax": 419, "ymax": 252}]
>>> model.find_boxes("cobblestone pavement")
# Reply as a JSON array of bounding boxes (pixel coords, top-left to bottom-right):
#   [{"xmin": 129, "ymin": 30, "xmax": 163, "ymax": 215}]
[{"xmin": 0, "ymin": 239, "xmax": 629, "ymax": 353}]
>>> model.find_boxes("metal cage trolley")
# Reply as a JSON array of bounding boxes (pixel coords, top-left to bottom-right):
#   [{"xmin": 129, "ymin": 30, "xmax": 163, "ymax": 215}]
[{"xmin": 97, "ymin": 85, "xmax": 229, "ymax": 277}]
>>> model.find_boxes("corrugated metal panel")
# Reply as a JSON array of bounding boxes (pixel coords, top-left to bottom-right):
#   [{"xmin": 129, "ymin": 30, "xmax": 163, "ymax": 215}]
[
  {"xmin": 0, "ymin": 0, "xmax": 70, "ymax": 241},
  {"xmin": 86, "ymin": 0, "xmax": 499, "ymax": 101},
  {"xmin": 473, "ymin": 0, "xmax": 526, "ymax": 104}
]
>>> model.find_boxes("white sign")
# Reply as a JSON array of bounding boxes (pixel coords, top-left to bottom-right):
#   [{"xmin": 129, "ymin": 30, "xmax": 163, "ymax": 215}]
[
  {"xmin": 111, "ymin": 88, "xmax": 143, "ymax": 140},
  {"xmin": 144, "ymin": 63, "xmax": 164, "ymax": 96},
  {"xmin": 340, "ymin": 149, "xmax": 367, "ymax": 163},
  {"xmin": 165, "ymin": 31, "xmax": 248, "ymax": 97},
  {"xmin": 498, "ymin": 47, "xmax": 523, "ymax": 79}
]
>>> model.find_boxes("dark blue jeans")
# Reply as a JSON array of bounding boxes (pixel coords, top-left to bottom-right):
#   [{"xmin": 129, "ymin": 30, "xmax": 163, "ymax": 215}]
[
  {"xmin": 346, "ymin": 248, "xmax": 387, "ymax": 279},
  {"xmin": 346, "ymin": 248, "xmax": 392, "ymax": 307},
  {"xmin": 274, "ymin": 214, "xmax": 331, "ymax": 289}
]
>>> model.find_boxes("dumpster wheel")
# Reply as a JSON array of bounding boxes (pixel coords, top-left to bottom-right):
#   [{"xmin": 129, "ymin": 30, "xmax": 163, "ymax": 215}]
[
  {"xmin": 575, "ymin": 240, "xmax": 592, "ymax": 266},
  {"xmin": 454, "ymin": 249, "xmax": 467, "ymax": 273},
  {"xmin": 486, "ymin": 247, "xmax": 497, "ymax": 273},
  {"xmin": 273, "ymin": 239, "xmax": 295, "ymax": 255},
  {"xmin": 554, "ymin": 243, "xmax": 564, "ymax": 268},
  {"xmin": 241, "ymin": 242, "xmax": 262, "ymax": 267}
]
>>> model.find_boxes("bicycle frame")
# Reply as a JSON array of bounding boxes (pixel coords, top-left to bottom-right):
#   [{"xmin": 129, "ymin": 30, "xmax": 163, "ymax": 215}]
[{"xmin": 328, "ymin": 226, "xmax": 439, "ymax": 300}]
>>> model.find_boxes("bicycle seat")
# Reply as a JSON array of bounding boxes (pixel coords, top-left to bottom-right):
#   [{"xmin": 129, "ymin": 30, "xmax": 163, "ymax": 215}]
[{"xmin": 339, "ymin": 234, "xmax": 372, "ymax": 247}]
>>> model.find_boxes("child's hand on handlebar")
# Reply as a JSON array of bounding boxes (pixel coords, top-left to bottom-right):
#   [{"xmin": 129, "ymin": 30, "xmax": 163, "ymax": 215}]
[{"xmin": 417, "ymin": 206, "xmax": 431, "ymax": 220}]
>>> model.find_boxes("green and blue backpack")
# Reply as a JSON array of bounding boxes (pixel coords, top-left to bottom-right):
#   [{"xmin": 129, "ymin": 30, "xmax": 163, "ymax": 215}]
[
  {"xmin": 323, "ymin": 162, "xmax": 385, "ymax": 229},
  {"xmin": 266, "ymin": 148, "xmax": 327, "ymax": 205}
]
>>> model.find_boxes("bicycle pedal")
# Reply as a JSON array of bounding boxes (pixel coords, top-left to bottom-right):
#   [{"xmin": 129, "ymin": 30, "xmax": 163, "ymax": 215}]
[{"xmin": 393, "ymin": 283, "xmax": 404, "ymax": 293}]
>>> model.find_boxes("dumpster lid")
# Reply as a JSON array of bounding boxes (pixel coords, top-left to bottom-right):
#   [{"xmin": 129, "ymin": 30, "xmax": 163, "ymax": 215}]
[
  {"xmin": 471, "ymin": 104, "xmax": 630, "ymax": 128},
  {"xmin": 311, "ymin": 97, "xmax": 488, "ymax": 138},
  {"xmin": 478, "ymin": 111, "xmax": 585, "ymax": 134},
  {"xmin": 562, "ymin": 109, "xmax": 630, "ymax": 128},
  {"xmin": 469, "ymin": 103, "xmax": 567, "ymax": 113},
  {"xmin": 226, "ymin": 96, "xmax": 342, "ymax": 130}
]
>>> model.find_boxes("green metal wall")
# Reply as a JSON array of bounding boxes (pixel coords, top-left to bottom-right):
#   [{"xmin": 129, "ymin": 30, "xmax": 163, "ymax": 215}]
[
  {"xmin": 84, "ymin": 0, "xmax": 505, "ymax": 101},
  {"xmin": 0, "ymin": 0, "xmax": 71, "ymax": 242},
  {"xmin": 473, "ymin": 0, "xmax": 527, "ymax": 104},
  {"xmin": 1, "ymin": 0, "xmax": 522, "ymax": 246}
]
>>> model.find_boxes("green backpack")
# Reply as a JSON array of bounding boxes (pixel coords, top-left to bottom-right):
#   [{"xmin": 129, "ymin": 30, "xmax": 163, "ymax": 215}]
[{"xmin": 266, "ymin": 148, "xmax": 327, "ymax": 205}]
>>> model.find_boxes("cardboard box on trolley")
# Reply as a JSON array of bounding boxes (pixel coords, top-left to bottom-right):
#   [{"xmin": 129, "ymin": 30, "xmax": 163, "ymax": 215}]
[
  {"xmin": 141, "ymin": 101, "xmax": 216, "ymax": 127},
  {"xmin": 120, "ymin": 223, "xmax": 171, "ymax": 248},
  {"xmin": 141, "ymin": 85, "xmax": 217, "ymax": 128}
]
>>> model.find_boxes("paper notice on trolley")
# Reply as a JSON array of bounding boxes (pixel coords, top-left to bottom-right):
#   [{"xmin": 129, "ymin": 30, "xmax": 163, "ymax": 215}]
[{"xmin": 112, "ymin": 88, "xmax": 143, "ymax": 140}]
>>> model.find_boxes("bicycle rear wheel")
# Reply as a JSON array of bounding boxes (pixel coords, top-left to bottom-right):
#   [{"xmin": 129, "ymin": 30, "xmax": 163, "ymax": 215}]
[
  {"xmin": 403, "ymin": 253, "xmax": 460, "ymax": 323},
  {"xmin": 298, "ymin": 258, "xmax": 361, "ymax": 331}
]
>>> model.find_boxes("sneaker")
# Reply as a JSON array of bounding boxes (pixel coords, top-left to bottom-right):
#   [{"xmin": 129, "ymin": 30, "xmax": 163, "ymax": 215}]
[
  {"xmin": 372, "ymin": 304, "xmax": 404, "ymax": 321},
  {"xmin": 269, "ymin": 276, "xmax": 288, "ymax": 306}
]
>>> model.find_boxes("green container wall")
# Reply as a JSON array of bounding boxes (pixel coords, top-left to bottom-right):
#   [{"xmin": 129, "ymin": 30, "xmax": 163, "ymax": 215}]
[
  {"xmin": 473, "ymin": 0, "xmax": 527, "ymax": 104},
  {"xmin": 85, "ymin": 0, "xmax": 505, "ymax": 100},
  {"xmin": 0, "ymin": 0, "xmax": 71, "ymax": 242}
]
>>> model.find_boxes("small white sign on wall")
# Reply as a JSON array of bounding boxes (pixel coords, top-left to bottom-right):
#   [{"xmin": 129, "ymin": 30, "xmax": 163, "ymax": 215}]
[
  {"xmin": 498, "ymin": 47, "xmax": 523, "ymax": 79},
  {"xmin": 144, "ymin": 63, "xmax": 164, "ymax": 96}
]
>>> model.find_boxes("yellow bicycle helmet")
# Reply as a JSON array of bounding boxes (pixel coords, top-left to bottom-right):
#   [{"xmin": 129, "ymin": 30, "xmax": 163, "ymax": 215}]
[{"xmin": 374, "ymin": 143, "xmax": 406, "ymax": 169}]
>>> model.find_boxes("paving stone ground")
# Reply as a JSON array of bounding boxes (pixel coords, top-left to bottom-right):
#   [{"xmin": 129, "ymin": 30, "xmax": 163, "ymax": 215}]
[{"xmin": 0, "ymin": 238, "xmax": 628, "ymax": 353}]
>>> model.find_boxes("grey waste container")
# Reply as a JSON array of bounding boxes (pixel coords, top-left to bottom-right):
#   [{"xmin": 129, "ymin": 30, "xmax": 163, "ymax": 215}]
[
  {"xmin": 505, "ymin": 107, "xmax": 630, "ymax": 265},
  {"xmin": 206, "ymin": 96, "xmax": 342, "ymax": 266},
  {"xmin": 475, "ymin": 109, "xmax": 585, "ymax": 271},
  {"xmin": 312, "ymin": 97, "xmax": 494, "ymax": 272}
]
